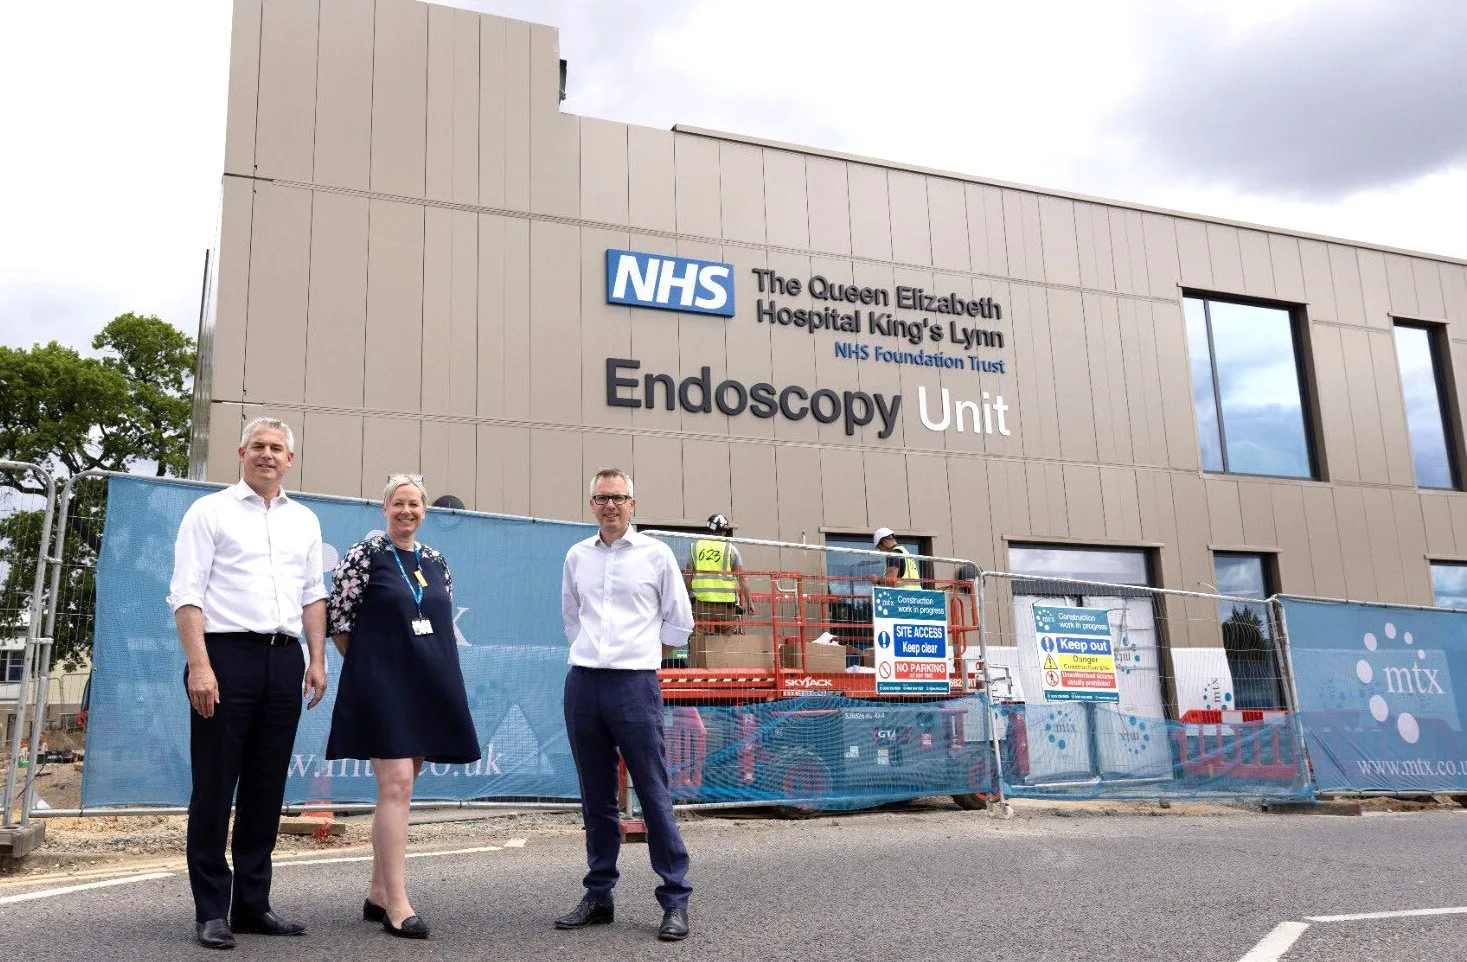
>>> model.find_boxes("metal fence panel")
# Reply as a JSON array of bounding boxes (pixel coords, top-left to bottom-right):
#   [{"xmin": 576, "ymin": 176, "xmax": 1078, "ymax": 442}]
[
  {"xmin": 0, "ymin": 460, "xmax": 58, "ymax": 827},
  {"xmin": 982, "ymin": 571, "xmax": 1311, "ymax": 801},
  {"xmin": 1280, "ymin": 596, "xmax": 1467, "ymax": 794}
]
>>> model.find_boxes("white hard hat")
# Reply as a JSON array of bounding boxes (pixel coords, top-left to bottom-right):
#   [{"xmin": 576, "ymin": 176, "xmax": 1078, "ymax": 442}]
[{"xmin": 872, "ymin": 527, "xmax": 895, "ymax": 546}]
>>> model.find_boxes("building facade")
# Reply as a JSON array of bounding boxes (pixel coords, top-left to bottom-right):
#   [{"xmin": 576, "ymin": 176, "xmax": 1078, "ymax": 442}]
[{"xmin": 199, "ymin": 0, "xmax": 1467, "ymax": 699}]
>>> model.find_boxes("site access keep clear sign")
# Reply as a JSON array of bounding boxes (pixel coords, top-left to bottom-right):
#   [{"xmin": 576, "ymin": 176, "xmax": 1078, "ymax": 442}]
[
  {"xmin": 873, "ymin": 586, "xmax": 950, "ymax": 695},
  {"xmin": 1033, "ymin": 605, "xmax": 1120, "ymax": 702}
]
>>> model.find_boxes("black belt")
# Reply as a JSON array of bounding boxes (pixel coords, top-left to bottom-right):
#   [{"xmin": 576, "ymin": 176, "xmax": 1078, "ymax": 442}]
[{"xmin": 206, "ymin": 631, "xmax": 298, "ymax": 647}]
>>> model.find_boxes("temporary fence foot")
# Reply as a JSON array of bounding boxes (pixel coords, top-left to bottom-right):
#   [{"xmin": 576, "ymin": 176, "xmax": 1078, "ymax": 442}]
[
  {"xmin": 1261, "ymin": 799, "xmax": 1362, "ymax": 816},
  {"xmin": 620, "ymin": 817, "xmax": 647, "ymax": 843},
  {"xmin": 0, "ymin": 823, "xmax": 46, "ymax": 860}
]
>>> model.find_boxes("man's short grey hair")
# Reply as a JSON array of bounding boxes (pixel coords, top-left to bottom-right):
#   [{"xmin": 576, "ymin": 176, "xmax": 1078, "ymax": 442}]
[
  {"xmin": 240, "ymin": 417, "xmax": 295, "ymax": 453},
  {"xmin": 383, "ymin": 474, "xmax": 429, "ymax": 504},
  {"xmin": 588, "ymin": 468, "xmax": 634, "ymax": 498}
]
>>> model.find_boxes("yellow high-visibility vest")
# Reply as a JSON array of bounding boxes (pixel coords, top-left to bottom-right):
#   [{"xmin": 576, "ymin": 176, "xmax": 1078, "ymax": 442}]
[
  {"xmin": 690, "ymin": 539, "xmax": 738, "ymax": 603},
  {"xmin": 891, "ymin": 545, "xmax": 920, "ymax": 584}
]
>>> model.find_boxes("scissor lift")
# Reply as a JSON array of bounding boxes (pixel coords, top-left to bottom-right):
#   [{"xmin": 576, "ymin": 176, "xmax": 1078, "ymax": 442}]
[{"xmin": 656, "ymin": 572, "xmax": 999, "ymax": 818}]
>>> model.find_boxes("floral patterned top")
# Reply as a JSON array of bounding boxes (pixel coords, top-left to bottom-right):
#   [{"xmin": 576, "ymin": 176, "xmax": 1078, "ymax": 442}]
[{"xmin": 327, "ymin": 534, "xmax": 452, "ymax": 636}]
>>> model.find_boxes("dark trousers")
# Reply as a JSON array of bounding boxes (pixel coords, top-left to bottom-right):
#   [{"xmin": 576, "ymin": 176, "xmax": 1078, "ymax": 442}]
[
  {"xmin": 186, "ymin": 634, "xmax": 305, "ymax": 922},
  {"xmin": 563, "ymin": 667, "xmax": 691, "ymax": 909}
]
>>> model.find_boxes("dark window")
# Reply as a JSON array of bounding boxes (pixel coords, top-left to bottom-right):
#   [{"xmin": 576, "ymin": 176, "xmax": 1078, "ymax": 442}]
[
  {"xmin": 1213, "ymin": 552, "xmax": 1285, "ymax": 709},
  {"xmin": 824, "ymin": 534, "xmax": 930, "ymax": 656},
  {"xmin": 1, "ymin": 649, "xmax": 23, "ymax": 683},
  {"xmin": 1185, "ymin": 295, "xmax": 1316, "ymax": 479},
  {"xmin": 824, "ymin": 533, "xmax": 929, "ymax": 596},
  {"xmin": 1394, "ymin": 323, "xmax": 1458, "ymax": 489},
  {"xmin": 1430, "ymin": 562, "xmax": 1467, "ymax": 610}
]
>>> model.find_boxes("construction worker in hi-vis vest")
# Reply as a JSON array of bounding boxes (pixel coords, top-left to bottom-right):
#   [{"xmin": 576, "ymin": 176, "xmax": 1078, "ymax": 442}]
[
  {"xmin": 685, "ymin": 514, "xmax": 751, "ymax": 635},
  {"xmin": 873, "ymin": 527, "xmax": 920, "ymax": 587}
]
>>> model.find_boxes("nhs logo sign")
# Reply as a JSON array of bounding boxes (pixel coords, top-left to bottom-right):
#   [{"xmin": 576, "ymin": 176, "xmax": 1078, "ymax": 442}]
[{"xmin": 605, "ymin": 249, "xmax": 735, "ymax": 317}]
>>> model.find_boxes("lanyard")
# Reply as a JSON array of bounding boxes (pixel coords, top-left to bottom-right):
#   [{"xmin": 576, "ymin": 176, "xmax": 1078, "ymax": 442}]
[{"xmin": 390, "ymin": 543, "xmax": 425, "ymax": 612}]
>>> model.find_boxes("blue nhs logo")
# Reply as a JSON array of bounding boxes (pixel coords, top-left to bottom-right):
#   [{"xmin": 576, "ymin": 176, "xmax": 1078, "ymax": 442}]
[{"xmin": 605, "ymin": 249, "xmax": 735, "ymax": 317}]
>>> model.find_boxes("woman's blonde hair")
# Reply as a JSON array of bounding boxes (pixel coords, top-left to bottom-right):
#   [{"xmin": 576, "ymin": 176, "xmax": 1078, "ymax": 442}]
[{"xmin": 382, "ymin": 473, "xmax": 428, "ymax": 504}]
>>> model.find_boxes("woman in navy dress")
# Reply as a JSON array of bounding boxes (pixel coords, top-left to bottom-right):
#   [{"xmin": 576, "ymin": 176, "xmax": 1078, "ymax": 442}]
[{"xmin": 326, "ymin": 474, "xmax": 478, "ymax": 940}]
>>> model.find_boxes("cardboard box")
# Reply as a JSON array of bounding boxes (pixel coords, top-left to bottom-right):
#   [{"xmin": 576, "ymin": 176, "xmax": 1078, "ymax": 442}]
[
  {"xmin": 781, "ymin": 640, "xmax": 848, "ymax": 673},
  {"xmin": 688, "ymin": 633, "xmax": 774, "ymax": 669},
  {"xmin": 847, "ymin": 645, "xmax": 874, "ymax": 668}
]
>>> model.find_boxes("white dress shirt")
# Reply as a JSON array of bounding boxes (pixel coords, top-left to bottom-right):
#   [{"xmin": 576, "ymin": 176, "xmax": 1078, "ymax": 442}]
[
  {"xmin": 167, "ymin": 480, "xmax": 327, "ymax": 636},
  {"xmin": 562, "ymin": 528, "xmax": 694, "ymax": 670}
]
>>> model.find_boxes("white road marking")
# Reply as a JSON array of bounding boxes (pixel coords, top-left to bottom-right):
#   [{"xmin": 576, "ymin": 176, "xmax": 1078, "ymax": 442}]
[
  {"xmin": 1306, "ymin": 905, "xmax": 1467, "ymax": 923},
  {"xmin": 1238, "ymin": 904, "xmax": 1467, "ymax": 960},
  {"xmin": 0, "ymin": 872, "xmax": 174, "ymax": 906},
  {"xmin": 277, "ymin": 844, "xmax": 510, "ymax": 867},
  {"xmin": 1236, "ymin": 921, "xmax": 1310, "ymax": 962},
  {"xmin": 504, "ymin": 838, "xmax": 526, "ymax": 848}
]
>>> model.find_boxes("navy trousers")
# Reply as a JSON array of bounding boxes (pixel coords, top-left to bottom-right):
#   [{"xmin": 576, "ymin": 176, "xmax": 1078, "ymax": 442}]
[
  {"xmin": 186, "ymin": 635, "xmax": 304, "ymax": 922},
  {"xmin": 563, "ymin": 666, "xmax": 691, "ymax": 909}
]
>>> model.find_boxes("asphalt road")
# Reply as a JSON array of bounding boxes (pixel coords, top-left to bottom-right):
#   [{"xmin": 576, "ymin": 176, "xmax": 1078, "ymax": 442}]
[{"xmin": 1, "ymin": 805, "xmax": 1464, "ymax": 962}]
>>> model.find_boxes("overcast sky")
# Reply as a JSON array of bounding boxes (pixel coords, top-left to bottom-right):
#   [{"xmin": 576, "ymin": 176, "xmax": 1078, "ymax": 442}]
[{"xmin": 2, "ymin": 0, "xmax": 1464, "ymax": 354}]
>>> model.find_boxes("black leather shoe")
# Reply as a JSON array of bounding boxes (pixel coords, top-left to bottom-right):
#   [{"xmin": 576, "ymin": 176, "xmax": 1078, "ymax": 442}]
[
  {"xmin": 658, "ymin": 907, "xmax": 689, "ymax": 941},
  {"xmin": 230, "ymin": 910, "xmax": 306, "ymax": 936},
  {"xmin": 383, "ymin": 914, "xmax": 430, "ymax": 939},
  {"xmin": 195, "ymin": 919, "xmax": 235, "ymax": 950},
  {"xmin": 363, "ymin": 898, "xmax": 386, "ymax": 922},
  {"xmin": 554, "ymin": 898, "xmax": 614, "ymax": 929}
]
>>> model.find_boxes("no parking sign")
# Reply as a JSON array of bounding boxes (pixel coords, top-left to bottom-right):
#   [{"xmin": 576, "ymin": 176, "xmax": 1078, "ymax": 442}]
[{"xmin": 873, "ymin": 587, "xmax": 950, "ymax": 694}]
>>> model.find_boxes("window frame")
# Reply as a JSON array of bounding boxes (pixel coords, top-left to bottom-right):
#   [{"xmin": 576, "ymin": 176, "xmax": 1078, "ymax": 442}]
[
  {"xmin": 1184, "ymin": 292, "xmax": 1321, "ymax": 481},
  {"xmin": 1393, "ymin": 319, "xmax": 1461, "ymax": 491},
  {"xmin": 1211, "ymin": 551, "xmax": 1286, "ymax": 710},
  {"xmin": 1, "ymin": 647, "xmax": 24, "ymax": 683},
  {"xmin": 1429, "ymin": 560, "xmax": 1467, "ymax": 610},
  {"xmin": 823, "ymin": 532, "xmax": 933, "ymax": 597}
]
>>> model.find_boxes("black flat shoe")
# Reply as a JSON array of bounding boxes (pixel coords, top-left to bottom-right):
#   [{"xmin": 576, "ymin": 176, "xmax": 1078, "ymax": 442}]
[
  {"xmin": 658, "ymin": 906, "xmax": 689, "ymax": 941},
  {"xmin": 195, "ymin": 918, "xmax": 235, "ymax": 950},
  {"xmin": 383, "ymin": 914, "xmax": 430, "ymax": 939},
  {"xmin": 363, "ymin": 898, "xmax": 386, "ymax": 922},
  {"xmin": 230, "ymin": 910, "xmax": 306, "ymax": 936},
  {"xmin": 554, "ymin": 898, "xmax": 614, "ymax": 929}
]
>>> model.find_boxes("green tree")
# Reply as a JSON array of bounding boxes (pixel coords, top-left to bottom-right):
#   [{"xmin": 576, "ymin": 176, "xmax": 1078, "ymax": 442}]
[{"xmin": 0, "ymin": 314, "xmax": 195, "ymax": 668}]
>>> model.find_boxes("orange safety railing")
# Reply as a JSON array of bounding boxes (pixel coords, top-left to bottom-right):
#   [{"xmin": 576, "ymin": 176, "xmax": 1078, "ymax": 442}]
[
  {"xmin": 1170, "ymin": 709, "xmax": 1300, "ymax": 781},
  {"xmin": 660, "ymin": 570, "xmax": 984, "ymax": 703}
]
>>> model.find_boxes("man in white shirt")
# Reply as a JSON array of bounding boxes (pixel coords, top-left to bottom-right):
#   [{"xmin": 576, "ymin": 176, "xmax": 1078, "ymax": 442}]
[
  {"xmin": 556, "ymin": 468, "xmax": 695, "ymax": 942},
  {"xmin": 167, "ymin": 417, "xmax": 328, "ymax": 949}
]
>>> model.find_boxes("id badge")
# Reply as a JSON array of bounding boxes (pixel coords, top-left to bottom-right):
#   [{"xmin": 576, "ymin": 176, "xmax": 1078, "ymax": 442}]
[{"xmin": 411, "ymin": 618, "xmax": 434, "ymax": 636}]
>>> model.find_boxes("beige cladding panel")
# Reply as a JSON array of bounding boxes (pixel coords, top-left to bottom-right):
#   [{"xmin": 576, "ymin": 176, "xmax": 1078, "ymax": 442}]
[
  {"xmin": 301, "ymin": 410, "xmax": 364, "ymax": 499},
  {"xmin": 1390, "ymin": 489, "xmax": 1431, "ymax": 605},
  {"xmin": 243, "ymin": 184, "xmax": 311, "ymax": 406},
  {"xmin": 363, "ymin": 200, "xmax": 425, "ymax": 414},
  {"xmin": 763, "ymin": 151, "xmax": 809, "ymax": 250},
  {"xmin": 369, "ymin": 0, "xmax": 427, "ymax": 197},
  {"xmin": 420, "ymin": 420, "xmax": 476, "ymax": 510},
  {"xmin": 719, "ymin": 141, "xmax": 766, "ymax": 246},
  {"xmin": 580, "ymin": 119, "xmax": 630, "ymax": 225},
  {"xmin": 303, "ymin": 191, "xmax": 368, "ymax": 410},
  {"xmin": 211, "ymin": 177, "xmax": 254, "ymax": 402},
  {"xmin": 1420, "ymin": 492, "xmax": 1456, "ymax": 557},
  {"xmin": 681, "ymin": 439, "xmax": 731, "ymax": 524},
  {"xmin": 224, "ymin": 0, "xmax": 262, "ymax": 176},
  {"xmin": 254, "ymin": 0, "xmax": 318, "ymax": 183},
  {"xmin": 361, "ymin": 418, "xmax": 421, "ymax": 502},
  {"xmin": 314, "ymin": 0, "xmax": 373, "ymax": 190}
]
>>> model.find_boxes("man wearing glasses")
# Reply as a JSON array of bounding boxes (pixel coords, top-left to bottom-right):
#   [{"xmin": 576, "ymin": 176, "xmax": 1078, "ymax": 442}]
[{"xmin": 556, "ymin": 468, "xmax": 695, "ymax": 941}]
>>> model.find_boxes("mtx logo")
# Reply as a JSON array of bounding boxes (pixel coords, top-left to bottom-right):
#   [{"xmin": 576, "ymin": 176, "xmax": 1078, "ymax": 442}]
[{"xmin": 606, "ymin": 249, "xmax": 735, "ymax": 317}]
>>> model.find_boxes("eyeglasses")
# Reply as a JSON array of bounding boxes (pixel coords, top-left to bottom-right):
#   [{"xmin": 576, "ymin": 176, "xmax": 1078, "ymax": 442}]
[
  {"xmin": 591, "ymin": 494, "xmax": 632, "ymax": 506},
  {"xmin": 387, "ymin": 473, "xmax": 424, "ymax": 484}
]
